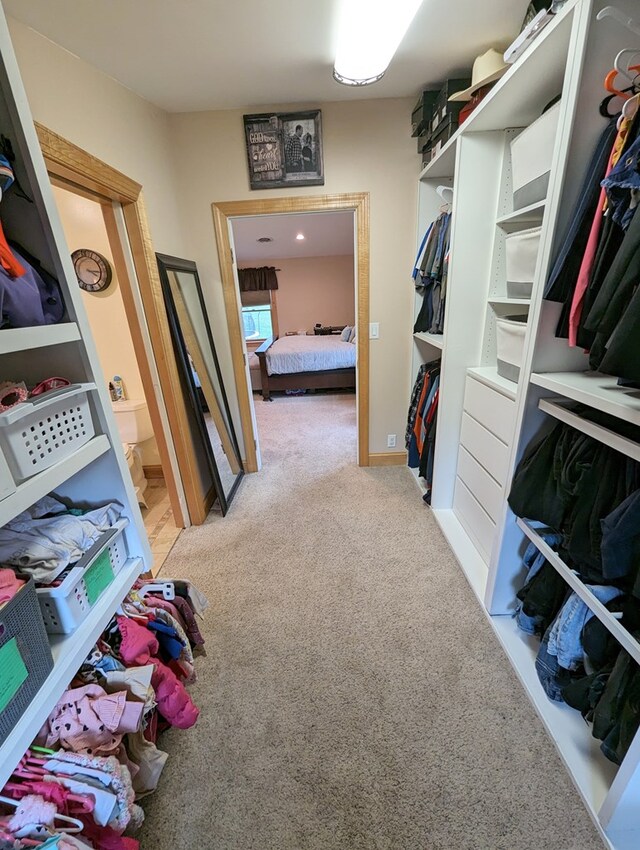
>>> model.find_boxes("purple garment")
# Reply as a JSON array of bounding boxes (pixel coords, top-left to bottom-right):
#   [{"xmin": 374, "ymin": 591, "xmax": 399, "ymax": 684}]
[{"xmin": 0, "ymin": 247, "xmax": 64, "ymax": 328}]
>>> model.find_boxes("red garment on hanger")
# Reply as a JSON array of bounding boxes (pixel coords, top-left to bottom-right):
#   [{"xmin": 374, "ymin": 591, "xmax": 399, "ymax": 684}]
[{"xmin": 0, "ymin": 219, "xmax": 25, "ymax": 278}]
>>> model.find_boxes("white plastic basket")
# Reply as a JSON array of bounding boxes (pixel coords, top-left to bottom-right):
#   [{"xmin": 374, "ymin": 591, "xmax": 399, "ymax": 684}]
[
  {"xmin": 510, "ymin": 101, "xmax": 561, "ymax": 210},
  {"xmin": 0, "ymin": 383, "xmax": 96, "ymax": 483},
  {"xmin": 505, "ymin": 227, "xmax": 541, "ymax": 299},
  {"xmin": 37, "ymin": 518, "xmax": 130, "ymax": 634},
  {"xmin": 496, "ymin": 315, "xmax": 528, "ymax": 384}
]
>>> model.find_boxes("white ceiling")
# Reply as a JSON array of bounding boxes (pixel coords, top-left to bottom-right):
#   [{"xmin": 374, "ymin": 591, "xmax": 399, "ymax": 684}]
[
  {"xmin": 232, "ymin": 211, "xmax": 354, "ymax": 262},
  {"xmin": 4, "ymin": 0, "xmax": 530, "ymax": 113}
]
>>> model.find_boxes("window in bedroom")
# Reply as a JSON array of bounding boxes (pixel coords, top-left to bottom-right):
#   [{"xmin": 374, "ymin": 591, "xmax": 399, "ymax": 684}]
[
  {"xmin": 240, "ymin": 290, "xmax": 278, "ymax": 341},
  {"xmin": 242, "ymin": 303, "xmax": 273, "ymax": 340}
]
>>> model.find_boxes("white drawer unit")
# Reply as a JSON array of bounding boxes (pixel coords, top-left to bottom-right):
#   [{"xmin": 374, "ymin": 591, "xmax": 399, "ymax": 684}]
[
  {"xmin": 463, "ymin": 375, "xmax": 516, "ymax": 446},
  {"xmin": 457, "ymin": 446, "xmax": 503, "ymax": 522},
  {"xmin": 453, "ymin": 477, "xmax": 496, "ymax": 564},
  {"xmin": 459, "ymin": 413, "xmax": 510, "ymax": 486}
]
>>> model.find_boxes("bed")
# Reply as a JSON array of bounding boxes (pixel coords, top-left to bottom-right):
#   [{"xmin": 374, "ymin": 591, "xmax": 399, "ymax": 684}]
[{"xmin": 255, "ymin": 334, "xmax": 356, "ymax": 400}]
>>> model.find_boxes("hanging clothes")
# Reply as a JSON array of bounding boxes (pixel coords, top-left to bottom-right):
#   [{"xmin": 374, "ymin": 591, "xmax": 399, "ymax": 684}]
[
  {"xmin": 406, "ymin": 362, "xmax": 440, "ymax": 504},
  {"xmin": 413, "ymin": 212, "xmax": 451, "ymax": 334}
]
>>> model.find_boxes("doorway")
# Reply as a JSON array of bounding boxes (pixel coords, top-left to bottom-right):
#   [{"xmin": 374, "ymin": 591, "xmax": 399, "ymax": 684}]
[
  {"xmin": 230, "ymin": 209, "xmax": 357, "ymax": 464},
  {"xmin": 212, "ymin": 193, "xmax": 370, "ymax": 471},
  {"xmin": 51, "ymin": 185, "xmax": 183, "ymax": 572},
  {"xmin": 36, "ymin": 123, "xmax": 220, "ymax": 528}
]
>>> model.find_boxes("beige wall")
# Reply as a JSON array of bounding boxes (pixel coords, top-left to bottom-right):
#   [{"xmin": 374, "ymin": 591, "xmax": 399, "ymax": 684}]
[
  {"xmin": 169, "ymin": 99, "xmax": 417, "ymax": 454},
  {"xmin": 52, "ymin": 186, "xmax": 160, "ymax": 465},
  {"xmin": 7, "ymin": 17, "xmax": 186, "ymax": 259},
  {"xmin": 239, "ymin": 255, "xmax": 355, "ymax": 335},
  {"xmin": 9, "ymin": 15, "xmax": 419, "ymax": 457}
]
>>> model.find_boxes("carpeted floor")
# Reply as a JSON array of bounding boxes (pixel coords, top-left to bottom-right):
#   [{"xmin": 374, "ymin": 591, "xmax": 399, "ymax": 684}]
[{"xmin": 141, "ymin": 392, "xmax": 603, "ymax": 850}]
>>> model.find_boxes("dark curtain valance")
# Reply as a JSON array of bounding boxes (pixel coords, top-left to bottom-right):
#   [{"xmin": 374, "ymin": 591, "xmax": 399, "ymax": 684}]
[{"xmin": 238, "ymin": 266, "xmax": 279, "ymax": 291}]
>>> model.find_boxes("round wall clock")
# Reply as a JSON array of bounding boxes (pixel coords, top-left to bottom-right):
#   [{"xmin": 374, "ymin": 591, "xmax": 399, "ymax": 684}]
[{"xmin": 71, "ymin": 248, "xmax": 113, "ymax": 293}]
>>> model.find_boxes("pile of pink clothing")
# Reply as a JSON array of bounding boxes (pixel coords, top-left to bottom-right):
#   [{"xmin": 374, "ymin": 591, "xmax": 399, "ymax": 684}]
[{"xmin": 0, "ymin": 577, "xmax": 208, "ymax": 850}]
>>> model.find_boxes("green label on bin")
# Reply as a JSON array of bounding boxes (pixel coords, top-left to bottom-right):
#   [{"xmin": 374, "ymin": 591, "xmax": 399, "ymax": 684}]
[
  {"xmin": 0, "ymin": 637, "xmax": 28, "ymax": 713},
  {"xmin": 84, "ymin": 549, "xmax": 114, "ymax": 605}
]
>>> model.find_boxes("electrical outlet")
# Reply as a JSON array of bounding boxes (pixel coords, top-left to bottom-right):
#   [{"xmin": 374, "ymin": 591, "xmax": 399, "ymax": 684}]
[
  {"xmin": 387, "ymin": 434, "xmax": 397, "ymax": 448},
  {"xmin": 370, "ymin": 322, "xmax": 379, "ymax": 339}
]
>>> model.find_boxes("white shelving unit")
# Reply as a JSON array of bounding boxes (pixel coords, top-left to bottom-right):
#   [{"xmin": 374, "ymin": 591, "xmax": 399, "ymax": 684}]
[
  {"xmin": 407, "ymin": 1, "xmax": 640, "ymax": 845},
  {"xmin": 0, "ymin": 0, "xmax": 151, "ymax": 790}
]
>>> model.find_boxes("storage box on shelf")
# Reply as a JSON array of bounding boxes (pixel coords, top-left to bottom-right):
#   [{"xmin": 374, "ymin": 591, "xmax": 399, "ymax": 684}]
[
  {"xmin": 0, "ymin": 577, "xmax": 53, "ymax": 746},
  {"xmin": 37, "ymin": 518, "xmax": 130, "ymax": 634},
  {"xmin": 410, "ymin": 0, "xmax": 640, "ymax": 844},
  {"xmin": 0, "ymin": 383, "xmax": 96, "ymax": 484},
  {"xmin": 0, "ymin": 0, "xmax": 151, "ymax": 789},
  {"xmin": 411, "ymin": 88, "xmax": 440, "ymax": 138}
]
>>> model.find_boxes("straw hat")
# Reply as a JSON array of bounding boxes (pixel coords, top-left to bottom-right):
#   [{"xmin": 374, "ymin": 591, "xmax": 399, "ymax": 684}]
[{"xmin": 449, "ymin": 48, "xmax": 508, "ymax": 102}]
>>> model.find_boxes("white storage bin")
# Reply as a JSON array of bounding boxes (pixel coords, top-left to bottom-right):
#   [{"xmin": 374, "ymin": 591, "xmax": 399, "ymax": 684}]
[
  {"xmin": 505, "ymin": 227, "xmax": 541, "ymax": 299},
  {"xmin": 37, "ymin": 518, "xmax": 130, "ymax": 634},
  {"xmin": 496, "ymin": 315, "xmax": 528, "ymax": 384},
  {"xmin": 510, "ymin": 101, "xmax": 561, "ymax": 210},
  {"xmin": 0, "ymin": 383, "xmax": 96, "ymax": 483}
]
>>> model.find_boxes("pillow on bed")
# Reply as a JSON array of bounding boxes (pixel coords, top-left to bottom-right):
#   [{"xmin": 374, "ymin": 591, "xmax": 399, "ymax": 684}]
[
  {"xmin": 340, "ymin": 325, "xmax": 352, "ymax": 342},
  {"xmin": 348, "ymin": 326, "xmax": 356, "ymax": 343}
]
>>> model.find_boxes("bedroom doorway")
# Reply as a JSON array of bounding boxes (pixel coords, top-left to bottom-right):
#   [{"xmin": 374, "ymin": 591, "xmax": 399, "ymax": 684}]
[{"xmin": 212, "ymin": 194, "xmax": 369, "ymax": 472}]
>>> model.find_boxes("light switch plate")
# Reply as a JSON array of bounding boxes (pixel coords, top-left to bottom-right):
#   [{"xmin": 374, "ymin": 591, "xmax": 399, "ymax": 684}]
[{"xmin": 370, "ymin": 322, "xmax": 379, "ymax": 339}]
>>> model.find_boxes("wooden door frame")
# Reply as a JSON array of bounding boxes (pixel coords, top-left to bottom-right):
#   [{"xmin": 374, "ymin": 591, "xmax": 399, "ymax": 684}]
[
  {"xmin": 212, "ymin": 193, "xmax": 370, "ymax": 470},
  {"xmin": 34, "ymin": 123, "xmax": 211, "ymax": 525}
]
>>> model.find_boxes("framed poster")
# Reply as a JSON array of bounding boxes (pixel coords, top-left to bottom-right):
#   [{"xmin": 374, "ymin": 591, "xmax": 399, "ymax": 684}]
[{"xmin": 243, "ymin": 110, "xmax": 324, "ymax": 190}]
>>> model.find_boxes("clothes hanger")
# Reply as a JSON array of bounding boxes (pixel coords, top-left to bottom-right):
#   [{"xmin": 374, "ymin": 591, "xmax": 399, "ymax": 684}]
[
  {"xmin": 136, "ymin": 580, "xmax": 176, "ymax": 602},
  {"xmin": 0, "ymin": 796, "xmax": 83, "ymax": 834},
  {"xmin": 604, "ymin": 66, "xmax": 640, "ymax": 98},
  {"xmin": 615, "ymin": 49, "xmax": 640, "ymax": 84},
  {"xmin": 597, "ymin": 6, "xmax": 640, "ymax": 39}
]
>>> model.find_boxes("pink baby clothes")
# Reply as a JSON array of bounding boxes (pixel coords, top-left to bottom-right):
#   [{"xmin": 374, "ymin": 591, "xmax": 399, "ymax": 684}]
[
  {"xmin": 0, "ymin": 568, "xmax": 24, "ymax": 604},
  {"xmin": 8, "ymin": 794, "xmax": 56, "ymax": 830},
  {"xmin": 116, "ymin": 616, "xmax": 199, "ymax": 729},
  {"xmin": 40, "ymin": 683, "xmax": 144, "ymax": 756}
]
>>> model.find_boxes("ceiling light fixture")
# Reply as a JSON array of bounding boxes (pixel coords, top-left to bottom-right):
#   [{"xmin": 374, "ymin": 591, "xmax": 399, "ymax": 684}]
[
  {"xmin": 256, "ymin": 237, "xmax": 273, "ymax": 243},
  {"xmin": 333, "ymin": 0, "xmax": 425, "ymax": 86},
  {"xmin": 296, "ymin": 233, "xmax": 305, "ymax": 241}
]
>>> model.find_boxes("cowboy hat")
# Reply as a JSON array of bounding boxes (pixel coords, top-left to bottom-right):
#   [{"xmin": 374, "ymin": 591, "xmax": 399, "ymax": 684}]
[{"xmin": 448, "ymin": 48, "xmax": 508, "ymax": 102}]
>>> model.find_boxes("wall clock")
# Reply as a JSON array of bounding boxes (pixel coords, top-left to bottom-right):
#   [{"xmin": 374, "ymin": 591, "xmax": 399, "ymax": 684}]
[{"xmin": 71, "ymin": 248, "xmax": 113, "ymax": 293}]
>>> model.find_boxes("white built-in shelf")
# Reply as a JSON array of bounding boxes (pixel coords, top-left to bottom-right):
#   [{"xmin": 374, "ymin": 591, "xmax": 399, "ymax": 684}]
[
  {"xmin": 488, "ymin": 296, "xmax": 532, "ymax": 307},
  {"xmin": 491, "ymin": 613, "xmax": 618, "ymax": 831},
  {"xmin": 0, "ymin": 555, "xmax": 144, "ymax": 789},
  {"xmin": 419, "ymin": 0, "xmax": 574, "ymax": 183},
  {"xmin": 432, "ymin": 508, "xmax": 489, "ymax": 603},
  {"xmin": 539, "ymin": 398, "xmax": 640, "ymax": 462},
  {"xmin": 496, "ymin": 200, "xmax": 546, "ymax": 230},
  {"xmin": 0, "ymin": 435, "xmax": 111, "ymax": 527},
  {"xmin": 0, "ymin": 323, "xmax": 81, "ymax": 355},
  {"xmin": 518, "ymin": 518, "xmax": 640, "ymax": 667},
  {"xmin": 531, "ymin": 372, "xmax": 640, "ymax": 427},
  {"xmin": 419, "ymin": 134, "xmax": 458, "ymax": 180},
  {"xmin": 413, "ymin": 331, "xmax": 444, "ymax": 349},
  {"xmin": 467, "ymin": 366, "xmax": 517, "ymax": 400}
]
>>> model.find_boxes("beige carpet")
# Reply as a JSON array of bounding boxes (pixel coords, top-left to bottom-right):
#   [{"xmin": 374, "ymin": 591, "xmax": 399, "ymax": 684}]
[{"xmin": 141, "ymin": 392, "xmax": 603, "ymax": 850}]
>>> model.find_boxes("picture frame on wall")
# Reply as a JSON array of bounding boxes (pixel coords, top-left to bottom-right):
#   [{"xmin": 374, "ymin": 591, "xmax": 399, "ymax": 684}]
[{"xmin": 243, "ymin": 110, "xmax": 324, "ymax": 190}]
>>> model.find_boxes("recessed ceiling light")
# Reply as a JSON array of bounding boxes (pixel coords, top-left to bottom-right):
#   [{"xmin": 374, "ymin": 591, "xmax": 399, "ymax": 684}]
[
  {"xmin": 333, "ymin": 0, "xmax": 425, "ymax": 86},
  {"xmin": 257, "ymin": 237, "xmax": 273, "ymax": 243},
  {"xmin": 296, "ymin": 233, "xmax": 305, "ymax": 241}
]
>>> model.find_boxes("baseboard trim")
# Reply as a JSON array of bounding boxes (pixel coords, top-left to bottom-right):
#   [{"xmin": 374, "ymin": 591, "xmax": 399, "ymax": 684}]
[
  {"xmin": 143, "ymin": 465, "xmax": 164, "ymax": 479},
  {"xmin": 368, "ymin": 451, "xmax": 406, "ymax": 467}
]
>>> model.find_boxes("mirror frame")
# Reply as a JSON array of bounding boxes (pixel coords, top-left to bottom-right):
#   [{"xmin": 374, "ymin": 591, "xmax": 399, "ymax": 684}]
[{"xmin": 156, "ymin": 253, "xmax": 244, "ymax": 515}]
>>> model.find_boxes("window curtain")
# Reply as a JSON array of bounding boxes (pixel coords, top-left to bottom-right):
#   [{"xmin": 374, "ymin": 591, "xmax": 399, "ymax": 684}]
[{"xmin": 238, "ymin": 266, "xmax": 279, "ymax": 292}]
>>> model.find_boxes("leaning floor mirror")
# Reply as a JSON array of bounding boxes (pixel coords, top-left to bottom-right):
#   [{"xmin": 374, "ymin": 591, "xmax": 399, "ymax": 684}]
[{"xmin": 156, "ymin": 253, "xmax": 243, "ymax": 515}]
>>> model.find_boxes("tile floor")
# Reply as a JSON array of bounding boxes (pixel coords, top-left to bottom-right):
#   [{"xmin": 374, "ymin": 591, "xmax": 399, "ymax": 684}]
[{"xmin": 140, "ymin": 478, "xmax": 182, "ymax": 575}]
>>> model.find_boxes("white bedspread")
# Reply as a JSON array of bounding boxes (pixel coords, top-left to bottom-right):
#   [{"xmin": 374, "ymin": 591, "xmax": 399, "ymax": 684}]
[{"xmin": 266, "ymin": 335, "xmax": 356, "ymax": 375}]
